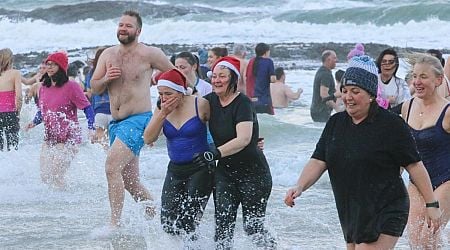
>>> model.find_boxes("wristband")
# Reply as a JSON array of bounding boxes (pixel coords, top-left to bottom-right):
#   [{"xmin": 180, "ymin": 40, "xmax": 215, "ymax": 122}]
[{"xmin": 425, "ymin": 201, "xmax": 439, "ymax": 208}]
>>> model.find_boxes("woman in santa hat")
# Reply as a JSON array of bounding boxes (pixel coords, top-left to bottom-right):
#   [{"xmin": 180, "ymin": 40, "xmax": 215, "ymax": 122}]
[
  {"xmin": 27, "ymin": 51, "xmax": 95, "ymax": 189},
  {"xmin": 143, "ymin": 69, "xmax": 213, "ymax": 241},
  {"xmin": 193, "ymin": 56, "xmax": 276, "ymax": 249}
]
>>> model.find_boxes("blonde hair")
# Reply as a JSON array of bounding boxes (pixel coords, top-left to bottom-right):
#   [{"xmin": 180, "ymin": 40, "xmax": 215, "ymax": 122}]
[
  {"xmin": 406, "ymin": 53, "xmax": 444, "ymax": 77},
  {"xmin": 0, "ymin": 48, "xmax": 13, "ymax": 75}
]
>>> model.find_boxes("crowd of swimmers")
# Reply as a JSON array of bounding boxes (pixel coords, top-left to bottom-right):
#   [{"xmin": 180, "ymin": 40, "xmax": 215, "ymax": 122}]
[{"xmin": 1, "ymin": 9, "xmax": 450, "ymax": 250}]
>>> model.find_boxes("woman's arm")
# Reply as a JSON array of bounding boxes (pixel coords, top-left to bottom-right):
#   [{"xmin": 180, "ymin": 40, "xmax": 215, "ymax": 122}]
[
  {"xmin": 14, "ymin": 71, "xmax": 22, "ymax": 112},
  {"xmin": 405, "ymin": 161, "xmax": 441, "ymax": 233},
  {"xmin": 143, "ymin": 96, "xmax": 179, "ymax": 144},
  {"xmin": 405, "ymin": 162, "xmax": 437, "ymax": 203},
  {"xmin": 284, "ymin": 158, "xmax": 327, "ymax": 207},
  {"xmin": 21, "ymin": 74, "xmax": 40, "ymax": 86},
  {"xmin": 143, "ymin": 108, "xmax": 165, "ymax": 144},
  {"xmin": 216, "ymin": 121, "xmax": 252, "ymax": 157}
]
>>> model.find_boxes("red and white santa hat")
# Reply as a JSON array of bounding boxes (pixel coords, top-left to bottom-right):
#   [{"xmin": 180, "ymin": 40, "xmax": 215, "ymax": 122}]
[
  {"xmin": 156, "ymin": 69, "xmax": 187, "ymax": 94},
  {"xmin": 212, "ymin": 56, "xmax": 240, "ymax": 78}
]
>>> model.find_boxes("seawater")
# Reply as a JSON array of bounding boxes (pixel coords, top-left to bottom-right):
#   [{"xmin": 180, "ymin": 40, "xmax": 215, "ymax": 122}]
[
  {"xmin": 1, "ymin": 0, "xmax": 449, "ymax": 248},
  {"xmin": 1, "ymin": 60, "xmax": 439, "ymax": 249},
  {"xmin": 1, "ymin": 0, "xmax": 449, "ymax": 53}
]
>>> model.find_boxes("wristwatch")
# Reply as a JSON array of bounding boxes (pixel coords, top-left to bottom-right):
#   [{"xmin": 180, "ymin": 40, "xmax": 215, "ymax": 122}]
[{"xmin": 425, "ymin": 201, "xmax": 440, "ymax": 208}]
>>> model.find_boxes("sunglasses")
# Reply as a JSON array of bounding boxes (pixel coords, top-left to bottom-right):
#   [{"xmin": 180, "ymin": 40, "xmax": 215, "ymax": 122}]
[{"xmin": 381, "ymin": 59, "xmax": 396, "ymax": 65}]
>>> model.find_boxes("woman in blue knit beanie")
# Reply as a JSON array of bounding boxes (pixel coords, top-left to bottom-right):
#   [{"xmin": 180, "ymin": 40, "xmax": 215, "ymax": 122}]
[{"xmin": 285, "ymin": 56, "xmax": 441, "ymax": 249}]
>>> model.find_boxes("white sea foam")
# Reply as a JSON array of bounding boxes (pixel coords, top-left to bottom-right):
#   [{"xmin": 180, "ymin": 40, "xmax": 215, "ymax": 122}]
[{"xmin": 3, "ymin": 17, "xmax": 449, "ymax": 54}]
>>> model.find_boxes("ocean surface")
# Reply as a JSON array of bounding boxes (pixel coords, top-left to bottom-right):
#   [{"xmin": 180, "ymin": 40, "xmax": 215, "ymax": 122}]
[
  {"xmin": 1, "ymin": 0, "xmax": 449, "ymax": 249},
  {"xmin": 1, "ymin": 0, "xmax": 450, "ymax": 53}
]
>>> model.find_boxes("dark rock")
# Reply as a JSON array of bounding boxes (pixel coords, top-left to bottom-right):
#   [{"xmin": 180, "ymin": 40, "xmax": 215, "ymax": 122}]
[{"xmin": 13, "ymin": 42, "xmax": 449, "ymax": 72}]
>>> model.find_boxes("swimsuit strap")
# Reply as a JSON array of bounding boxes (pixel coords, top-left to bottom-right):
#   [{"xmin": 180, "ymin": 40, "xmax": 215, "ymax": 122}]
[
  {"xmin": 195, "ymin": 96, "xmax": 199, "ymax": 117},
  {"xmin": 406, "ymin": 98, "xmax": 414, "ymax": 123},
  {"xmin": 436, "ymin": 103, "xmax": 450, "ymax": 129}
]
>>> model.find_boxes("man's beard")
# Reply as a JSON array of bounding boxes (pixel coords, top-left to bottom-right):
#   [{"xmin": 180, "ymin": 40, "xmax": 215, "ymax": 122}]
[{"xmin": 117, "ymin": 32, "xmax": 136, "ymax": 45}]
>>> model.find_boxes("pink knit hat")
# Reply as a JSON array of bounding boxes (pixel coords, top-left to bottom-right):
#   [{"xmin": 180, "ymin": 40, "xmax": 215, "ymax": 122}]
[
  {"xmin": 45, "ymin": 51, "xmax": 69, "ymax": 73},
  {"xmin": 347, "ymin": 43, "xmax": 365, "ymax": 60}
]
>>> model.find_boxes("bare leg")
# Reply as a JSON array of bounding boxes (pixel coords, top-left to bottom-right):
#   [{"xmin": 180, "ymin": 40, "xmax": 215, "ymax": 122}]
[
  {"xmin": 51, "ymin": 143, "xmax": 77, "ymax": 189},
  {"xmin": 40, "ymin": 143, "xmax": 77, "ymax": 189},
  {"xmin": 407, "ymin": 183, "xmax": 427, "ymax": 248},
  {"xmin": 122, "ymin": 156, "xmax": 152, "ymax": 202},
  {"xmin": 105, "ymin": 138, "xmax": 135, "ymax": 227},
  {"xmin": 40, "ymin": 143, "xmax": 52, "ymax": 184},
  {"xmin": 408, "ymin": 182, "xmax": 450, "ymax": 249}
]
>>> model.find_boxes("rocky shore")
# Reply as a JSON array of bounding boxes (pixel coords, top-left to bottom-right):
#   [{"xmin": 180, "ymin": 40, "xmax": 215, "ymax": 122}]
[{"xmin": 14, "ymin": 42, "xmax": 448, "ymax": 72}]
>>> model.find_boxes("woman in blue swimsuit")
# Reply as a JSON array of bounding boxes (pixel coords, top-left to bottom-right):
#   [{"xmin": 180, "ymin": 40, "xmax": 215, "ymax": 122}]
[
  {"xmin": 143, "ymin": 69, "xmax": 212, "ymax": 241},
  {"xmin": 401, "ymin": 54, "xmax": 450, "ymax": 249}
]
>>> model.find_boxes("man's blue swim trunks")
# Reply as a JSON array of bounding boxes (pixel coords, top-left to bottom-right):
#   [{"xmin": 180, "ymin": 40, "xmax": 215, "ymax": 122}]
[{"xmin": 109, "ymin": 112, "xmax": 152, "ymax": 156}]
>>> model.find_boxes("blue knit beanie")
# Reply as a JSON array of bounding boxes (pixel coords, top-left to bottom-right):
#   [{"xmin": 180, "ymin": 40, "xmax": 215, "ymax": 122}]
[{"xmin": 342, "ymin": 55, "xmax": 378, "ymax": 96}]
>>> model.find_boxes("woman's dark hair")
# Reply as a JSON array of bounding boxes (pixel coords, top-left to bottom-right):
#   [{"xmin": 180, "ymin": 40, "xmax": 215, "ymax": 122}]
[
  {"xmin": 210, "ymin": 47, "xmax": 228, "ymax": 58},
  {"xmin": 376, "ymin": 48, "xmax": 399, "ymax": 75},
  {"xmin": 223, "ymin": 67, "xmax": 239, "ymax": 95},
  {"xmin": 176, "ymin": 51, "xmax": 205, "ymax": 79},
  {"xmin": 170, "ymin": 54, "xmax": 176, "ymax": 66},
  {"xmin": 253, "ymin": 43, "xmax": 271, "ymax": 76},
  {"xmin": 92, "ymin": 47, "xmax": 107, "ymax": 73},
  {"xmin": 426, "ymin": 49, "xmax": 445, "ymax": 67},
  {"xmin": 366, "ymin": 99, "xmax": 380, "ymax": 122},
  {"xmin": 42, "ymin": 68, "xmax": 68, "ymax": 88}
]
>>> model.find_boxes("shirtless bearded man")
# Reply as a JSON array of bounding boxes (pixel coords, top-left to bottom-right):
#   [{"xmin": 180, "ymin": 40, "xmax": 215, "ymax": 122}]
[{"xmin": 90, "ymin": 10, "xmax": 174, "ymax": 228}]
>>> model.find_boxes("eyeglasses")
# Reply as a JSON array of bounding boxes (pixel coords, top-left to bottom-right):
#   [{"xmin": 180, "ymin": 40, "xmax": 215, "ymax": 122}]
[
  {"xmin": 381, "ymin": 59, "xmax": 396, "ymax": 65},
  {"xmin": 46, "ymin": 62, "xmax": 58, "ymax": 68}
]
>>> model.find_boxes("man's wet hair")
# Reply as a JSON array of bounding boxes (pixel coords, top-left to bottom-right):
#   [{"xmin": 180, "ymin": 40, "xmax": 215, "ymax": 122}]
[
  {"xmin": 275, "ymin": 67, "xmax": 285, "ymax": 80},
  {"xmin": 123, "ymin": 10, "xmax": 142, "ymax": 29}
]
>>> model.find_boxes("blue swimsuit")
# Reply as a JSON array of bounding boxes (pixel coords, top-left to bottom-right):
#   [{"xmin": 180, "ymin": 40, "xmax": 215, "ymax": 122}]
[
  {"xmin": 163, "ymin": 97, "xmax": 209, "ymax": 164},
  {"xmin": 407, "ymin": 98, "xmax": 450, "ymax": 189}
]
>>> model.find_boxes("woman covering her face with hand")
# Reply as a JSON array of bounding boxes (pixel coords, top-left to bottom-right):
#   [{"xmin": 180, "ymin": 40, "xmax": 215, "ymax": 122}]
[{"xmin": 143, "ymin": 69, "xmax": 212, "ymax": 241}]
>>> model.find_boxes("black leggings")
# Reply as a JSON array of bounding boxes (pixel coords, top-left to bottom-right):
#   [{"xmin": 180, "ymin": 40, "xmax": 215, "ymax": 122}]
[
  {"xmin": 0, "ymin": 112, "xmax": 19, "ymax": 151},
  {"xmin": 213, "ymin": 161, "xmax": 273, "ymax": 248},
  {"xmin": 160, "ymin": 161, "xmax": 213, "ymax": 235}
]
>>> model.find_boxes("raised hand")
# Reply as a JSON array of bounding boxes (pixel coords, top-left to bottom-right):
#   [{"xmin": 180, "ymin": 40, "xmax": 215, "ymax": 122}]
[{"xmin": 105, "ymin": 63, "xmax": 121, "ymax": 83}]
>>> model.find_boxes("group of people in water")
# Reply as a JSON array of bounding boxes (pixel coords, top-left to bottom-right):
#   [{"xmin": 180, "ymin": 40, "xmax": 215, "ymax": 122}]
[
  {"xmin": 1, "ymin": 8, "xmax": 450, "ymax": 250},
  {"xmin": 301, "ymin": 44, "xmax": 450, "ymax": 249}
]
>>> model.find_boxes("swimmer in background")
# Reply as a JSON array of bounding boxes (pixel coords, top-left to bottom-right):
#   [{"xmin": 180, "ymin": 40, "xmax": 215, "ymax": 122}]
[{"xmin": 0, "ymin": 48, "xmax": 22, "ymax": 151}]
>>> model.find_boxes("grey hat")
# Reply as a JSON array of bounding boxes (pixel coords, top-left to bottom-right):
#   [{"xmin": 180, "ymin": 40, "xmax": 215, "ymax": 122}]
[{"xmin": 342, "ymin": 55, "xmax": 378, "ymax": 96}]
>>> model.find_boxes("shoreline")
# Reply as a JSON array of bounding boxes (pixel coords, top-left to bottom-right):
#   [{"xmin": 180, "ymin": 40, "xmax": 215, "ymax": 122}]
[{"xmin": 14, "ymin": 42, "xmax": 448, "ymax": 72}]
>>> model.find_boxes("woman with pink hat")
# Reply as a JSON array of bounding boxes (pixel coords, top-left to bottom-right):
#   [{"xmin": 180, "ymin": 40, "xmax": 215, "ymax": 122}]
[{"xmin": 27, "ymin": 51, "xmax": 95, "ymax": 189}]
